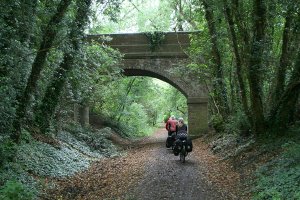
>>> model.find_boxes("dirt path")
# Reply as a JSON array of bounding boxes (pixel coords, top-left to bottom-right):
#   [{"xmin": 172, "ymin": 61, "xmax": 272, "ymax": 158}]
[
  {"xmin": 120, "ymin": 129, "xmax": 224, "ymax": 200},
  {"xmin": 46, "ymin": 127, "xmax": 241, "ymax": 200}
]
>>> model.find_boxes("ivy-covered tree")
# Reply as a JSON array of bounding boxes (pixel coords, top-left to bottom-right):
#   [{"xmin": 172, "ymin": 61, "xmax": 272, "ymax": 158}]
[
  {"xmin": 11, "ymin": 0, "xmax": 73, "ymax": 142},
  {"xmin": 35, "ymin": 0, "xmax": 92, "ymax": 133}
]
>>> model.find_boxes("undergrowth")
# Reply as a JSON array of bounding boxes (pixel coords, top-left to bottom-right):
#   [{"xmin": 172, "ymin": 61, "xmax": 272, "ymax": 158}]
[
  {"xmin": 208, "ymin": 112, "xmax": 300, "ymax": 200},
  {"xmin": 252, "ymin": 125, "xmax": 300, "ymax": 200},
  {"xmin": 0, "ymin": 180, "xmax": 34, "ymax": 200},
  {"xmin": 100, "ymin": 116, "xmax": 152, "ymax": 138},
  {"xmin": 0, "ymin": 124, "xmax": 120, "ymax": 199}
]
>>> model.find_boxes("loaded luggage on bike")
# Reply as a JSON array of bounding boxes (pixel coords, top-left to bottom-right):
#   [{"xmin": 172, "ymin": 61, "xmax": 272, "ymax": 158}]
[
  {"xmin": 172, "ymin": 117, "xmax": 192, "ymax": 157},
  {"xmin": 174, "ymin": 132, "xmax": 192, "ymax": 163},
  {"xmin": 166, "ymin": 132, "xmax": 176, "ymax": 148},
  {"xmin": 173, "ymin": 130, "xmax": 193, "ymax": 156}
]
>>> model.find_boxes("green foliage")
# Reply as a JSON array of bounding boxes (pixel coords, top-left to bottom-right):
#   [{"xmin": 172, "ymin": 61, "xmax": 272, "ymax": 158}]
[
  {"xmin": 13, "ymin": 126, "xmax": 118, "ymax": 178},
  {"xmin": 0, "ymin": 163, "xmax": 40, "ymax": 200},
  {"xmin": 209, "ymin": 113, "xmax": 224, "ymax": 132},
  {"xmin": 145, "ymin": 31, "xmax": 166, "ymax": 52},
  {"xmin": 163, "ymin": 113, "xmax": 171, "ymax": 123},
  {"xmin": 95, "ymin": 77, "xmax": 153, "ymax": 137},
  {"xmin": 100, "ymin": 0, "xmax": 122, "ymax": 22},
  {"xmin": 0, "ymin": 126, "xmax": 118, "ymax": 199},
  {"xmin": 0, "ymin": 135, "xmax": 40, "ymax": 198},
  {"xmin": 253, "ymin": 139, "xmax": 300, "ymax": 199},
  {"xmin": 136, "ymin": 0, "xmax": 173, "ymax": 31},
  {"xmin": 69, "ymin": 44, "xmax": 122, "ymax": 103},
  {"xmin": 0, "ymin": 138, "xmax": 17, "ymax": 167},
  {"xmin": 16, "ymin": 139, "xmax": 90, "ymax": 178},
  {"xmin": 0, "ymin": 0, "xmax": 37, "ymax": 135},
  {"xmin": 0, "ymin": 83, "xmax": 16, "ymax": 135},
  {"xmin": 160, "ymin": 86, "xmax": 187, "ymax": 120},
  {"xmin": 90, "ymin": 76, "xmax": 187, "ymax": 137},
  {"xmin": 19, "ymin": 130, "xmax": 34, "ymax": 144},
  {"xmin": 120, "ymin": 102, "xmax": 150, "ymax": 137},
  {"xmin": 224, "ymin": 110, "xmax": 251, "ymax": 135},
  {"xmin": 89, "ymin": 0, "xmax": 173, "ymax": 33},
  {"xmin": 0, "ymin": 180, "xmax": 34, "ymax": 200},
  {"xmin": 62, "ymin": 123, "xmax": 119, "ymax": 156}
]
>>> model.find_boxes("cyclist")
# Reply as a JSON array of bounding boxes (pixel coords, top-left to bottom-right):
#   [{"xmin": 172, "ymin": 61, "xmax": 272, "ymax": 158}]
[
  {"xmin": 174, "ymin": 117, "xmax": 193, "ymax": 156},
  {"xmin": 165, "ymin": 115, "xmax": 177, "ymax": 136},
  {"xmin": 176, "ymin": 117, "xmax": 188, "ymax": 138}
]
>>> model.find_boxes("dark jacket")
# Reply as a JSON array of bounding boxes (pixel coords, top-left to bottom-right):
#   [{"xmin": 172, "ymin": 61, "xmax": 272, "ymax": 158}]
[
  {"xmin": 176, "ymin": 124, "xmax": 187, "ymax": 134},
  {"xmin": 176, "ymin": 124, "xmax": 188, "ymax": 140}
]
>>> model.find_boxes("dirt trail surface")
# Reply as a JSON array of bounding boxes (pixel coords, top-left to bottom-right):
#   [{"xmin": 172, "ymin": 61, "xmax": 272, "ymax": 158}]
[{"xmin": 45, "ymin": 127, "xmax": 242, "ymax": 200}]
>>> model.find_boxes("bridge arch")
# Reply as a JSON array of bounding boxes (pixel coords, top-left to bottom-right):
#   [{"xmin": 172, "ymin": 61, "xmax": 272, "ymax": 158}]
[
  {"xmin": 123, "ymin": 68, "xmax": 188, "ymax": 97},
  {"xmin": 88, "ymin": 32, "xmax": 209, "ymax": 136}
]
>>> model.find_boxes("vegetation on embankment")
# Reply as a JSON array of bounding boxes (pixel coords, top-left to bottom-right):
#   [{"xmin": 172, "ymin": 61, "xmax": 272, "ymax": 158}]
[
  {"xmin": 205, "ymin": 123, "xmax": 300, "ymax": 200},
  {"xmin": 252, "ymin": 128, "xmax": 300, "ymax": 200},
  {"xmin": 0, "ymin": 124, "xmax": 120, "ymax": 199}
]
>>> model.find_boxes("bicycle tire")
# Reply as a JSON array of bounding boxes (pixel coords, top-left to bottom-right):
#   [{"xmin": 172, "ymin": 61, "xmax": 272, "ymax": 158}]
[{"xmin": 180, "ymin": 146, "xmax": 186, "ymax": 163}]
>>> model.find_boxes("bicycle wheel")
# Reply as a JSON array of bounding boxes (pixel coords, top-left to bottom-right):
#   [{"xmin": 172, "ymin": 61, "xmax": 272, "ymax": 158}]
[{"xmin": 180, "ymin": 146, "xmax": 186, "ymax": 163}]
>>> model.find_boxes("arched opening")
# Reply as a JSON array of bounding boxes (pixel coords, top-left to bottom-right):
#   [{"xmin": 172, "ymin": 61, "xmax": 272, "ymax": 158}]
[
  {"xmin": 121, "ymin": 68, "xmax": 209, "ymax": 137},
  {"xmin": 89, "ymin": 74, "xmax": 188, "ymax": 138},
  {"xmin": 123, "ymin": 68, "xmax": 188, "ymax": 97}
]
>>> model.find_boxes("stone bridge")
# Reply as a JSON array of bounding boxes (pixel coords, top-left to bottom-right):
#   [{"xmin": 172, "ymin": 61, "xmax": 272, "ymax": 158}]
[{"xmin": 87, "ymin": 32, "xmax": 208, "ymax": 136}]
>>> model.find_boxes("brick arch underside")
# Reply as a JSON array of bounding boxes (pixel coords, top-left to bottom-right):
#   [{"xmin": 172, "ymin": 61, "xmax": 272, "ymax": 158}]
[{"xmin": 123, "ymin": 68, "xmax": 188, "ymax": 97}]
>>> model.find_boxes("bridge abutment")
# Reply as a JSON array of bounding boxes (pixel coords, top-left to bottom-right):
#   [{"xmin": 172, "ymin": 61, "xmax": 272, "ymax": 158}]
[{"xmin": 187, "ymin": 97, "xmax": 209, "ymax": 137}]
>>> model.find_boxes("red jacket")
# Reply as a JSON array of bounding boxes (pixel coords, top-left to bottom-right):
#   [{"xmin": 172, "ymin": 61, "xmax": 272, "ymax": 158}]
[{"xmin": 166, "ymin": 119, "xmax": 177, "ymax": 132}]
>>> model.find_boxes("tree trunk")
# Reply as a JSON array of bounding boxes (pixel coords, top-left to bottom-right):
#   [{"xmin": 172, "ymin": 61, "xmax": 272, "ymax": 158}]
[
  {"xmin": 272, "ymin": 8, "xmax": 293, "ymax": 105},
  {"xmin": 202, "ymin": 0, "xmax": 229, "ymax": 117},
  {"xmin": 11, "ymin": 0, "xmax": 72, "ymax": 143},
  {"xmin": 35, "ymin": 0, "xmax": 92, "ymax": 133},
  {"xmin": 79, "ymin": 104, "xmax": 90, "ymax": 127},
  {"xmin": 117, "ymin": 78, "xmax": 136, "ymax": 122},
  {"xmin": 177, "ymin": 0, "xmax": 184, "ymax": 31},
  {"xmin": 223, "ymin": 0, "xmax": 251, "ymax": 123},
  {"xmin": 247, "ymin": 0, "xmax": 267, "ymax": 135},
  {"xmin": 231, "ymin": 0, "xmax": 251, "ymax": 64},
  {"xmin": 74, "ymin": 103, "xmax": 80, "ymax": 122},
  {"xmin": 272, "ymin": 45, "xmax": 300, "ymax": 130},
  {"xmin": 36, "ymin": 50, "xmax": 74, "ymax": 133}
]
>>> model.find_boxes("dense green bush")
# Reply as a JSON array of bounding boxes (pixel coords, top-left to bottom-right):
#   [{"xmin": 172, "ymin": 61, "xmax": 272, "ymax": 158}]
[
  {"xmin": 0, "ymin": 180, "xmax": 34, "ymax": 200},
  {"xmin": 224, "ymin": 110, "xmax": 251, "ymax": 135},
  {"xmin": 209, "ymin": 113, "xmax": 224, "ymax": 132},
  {"xmin": 0, "ymin": 162, "xmax": 38, "ymax": 193},
  {"xmin": 100, "ymin": 118, "xmax": 131, "ymax": 138},
  {"xmin": 0, "ymin": 84, "xmax": 16, "ymax": 136},
  {"xmin": 0, "ymin": 138, "xmax": 16, "ymax": 167},
  {"xmin": 94, "ymin": 102, "xmax": 154, "ymax": 138},
  {"xmin": 119, "ymin": 102, "xmax": 151, "ymax": 137}
]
